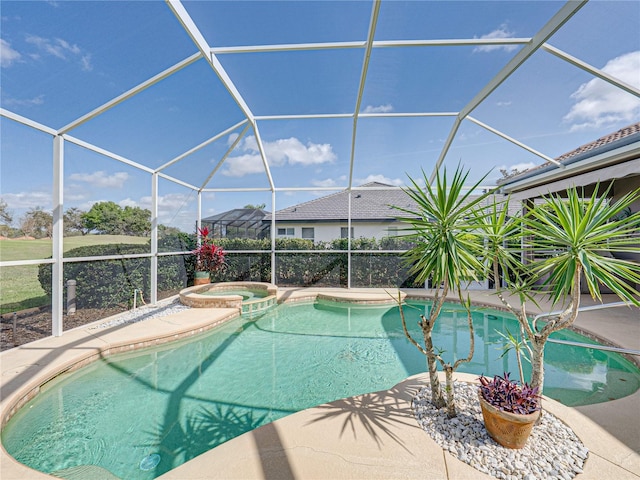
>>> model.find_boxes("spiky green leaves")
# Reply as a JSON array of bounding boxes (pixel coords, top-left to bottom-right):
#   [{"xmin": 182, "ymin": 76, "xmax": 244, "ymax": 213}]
[
  {"xmin": 394, "ymin": 166, "xmax": 495, "ymax": 289},
  {"xmin": 523, "ymin": 184, "xmax": 640, "ymax": 305}
]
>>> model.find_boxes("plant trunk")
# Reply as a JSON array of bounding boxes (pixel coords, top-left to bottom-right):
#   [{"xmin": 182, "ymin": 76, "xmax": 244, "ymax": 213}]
[
  {"xmin": 423, "ymin": 321, "xmax": 446, "ymax": 408},
  {"xmin": 516, "ymin": 348, "xmax": 525, "ymax": 385},
  {"xmin": 530, "ymin": 338, "xmax": 545, "ymax": 395},
  {"xmin": 444, "ymin": 365, "xmax": 456, "ymax": 417}
]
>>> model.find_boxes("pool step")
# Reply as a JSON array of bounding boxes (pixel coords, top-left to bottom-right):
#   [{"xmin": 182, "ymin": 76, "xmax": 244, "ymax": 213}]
[{"xmin": 51, "ymin": 464, "xmax": 120, "ymax": 480}]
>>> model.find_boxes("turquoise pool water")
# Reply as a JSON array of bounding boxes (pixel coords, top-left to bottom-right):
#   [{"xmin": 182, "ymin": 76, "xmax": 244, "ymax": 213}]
[
  {"xmin": 3, "ymin": 300, "xmax": 638, "ymax": 479},
  {"xmin": 201, "ymin": 288, "xmax": 267, "ymax": 300}
]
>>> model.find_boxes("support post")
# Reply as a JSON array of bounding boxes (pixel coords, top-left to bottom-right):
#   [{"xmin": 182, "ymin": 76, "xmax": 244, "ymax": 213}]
[
  {"xmin": 52, "ymin": 135, "xmax": 64, "ymax": 336},
  {"xmin": 150, "ymin": 173, "xmax": 158, "ymax": 305}
]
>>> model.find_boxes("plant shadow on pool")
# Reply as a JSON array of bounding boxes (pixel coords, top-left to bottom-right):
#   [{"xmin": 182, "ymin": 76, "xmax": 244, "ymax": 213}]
[
  {"xmin": 143, "ymin": 404, "xmax": 268, "ymax": 469},
  {"xmin": 101, "ymin": 318, "xmax": 271, "ymax": 477}
]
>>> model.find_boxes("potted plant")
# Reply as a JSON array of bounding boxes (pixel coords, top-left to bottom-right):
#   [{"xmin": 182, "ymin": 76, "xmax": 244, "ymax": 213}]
[
  {"xmin": 192, "ymin": 226, "xmax": 226, "ymax": 285},
  {"xmin": 477, "ymin": 372, "xmax": 541, "ymax": 449},
  {"xmin": 476, "ymin": 184, "xmax": 640, "ymax": 397}
]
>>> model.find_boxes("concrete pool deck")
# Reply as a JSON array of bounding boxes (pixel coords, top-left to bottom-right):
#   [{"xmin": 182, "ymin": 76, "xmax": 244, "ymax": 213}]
[{"xmin": 0, "ymin": 288, "xmax": 638, "ymax": 479}]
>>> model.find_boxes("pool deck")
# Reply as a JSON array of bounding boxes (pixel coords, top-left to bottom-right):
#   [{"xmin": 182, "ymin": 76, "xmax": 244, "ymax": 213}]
[{"xmin": 0, "ymin": 288, "xmax": 638, "ymax": 479}]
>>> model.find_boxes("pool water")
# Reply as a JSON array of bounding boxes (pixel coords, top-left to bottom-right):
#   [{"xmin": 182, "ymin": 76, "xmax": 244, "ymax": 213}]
[
  {"xmin": 201, "ymin": 288, "xmax": 267, "ymax": 300},
  {"xmin": 3, "ymin": 300, "xmax": 638, "ymax": 479}
]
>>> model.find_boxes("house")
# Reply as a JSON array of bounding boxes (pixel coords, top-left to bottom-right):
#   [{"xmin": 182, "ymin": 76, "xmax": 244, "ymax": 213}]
[
  {"xmin": 499, "ymin": 122, "xmax": 640, "ymax": 288},
  {"xmin": 264, "ymin": 182, "xmax": 419, "ymax": 243},
  {"xmin": 498, "ymin": 122, "xmax": 640, "ymax": 209}
]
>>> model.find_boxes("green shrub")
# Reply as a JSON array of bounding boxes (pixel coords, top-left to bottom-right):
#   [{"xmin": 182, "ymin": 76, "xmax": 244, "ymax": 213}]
[
  {"xmin": 38, "ymin": 240, "xmax": 189, "ymax": 308},
  {"xmin": 37, "ymin": 235, "xmax": 419, "ymax": 306}
]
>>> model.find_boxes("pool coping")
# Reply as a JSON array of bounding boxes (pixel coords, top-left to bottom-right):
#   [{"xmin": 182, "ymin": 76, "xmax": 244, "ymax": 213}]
[{"xmin": 1, "ymin": 288, "xmax": 638, "ymax": 479}]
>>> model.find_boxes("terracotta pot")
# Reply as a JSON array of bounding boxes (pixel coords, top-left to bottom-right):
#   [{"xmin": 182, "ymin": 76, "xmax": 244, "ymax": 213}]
[
  {"xmin": 478, "ymin": 390, "xmax": 540, "ymax": 449},
  {"xmin": 193, "ymin": 271, "xmax": 210, "ymax": 285}
]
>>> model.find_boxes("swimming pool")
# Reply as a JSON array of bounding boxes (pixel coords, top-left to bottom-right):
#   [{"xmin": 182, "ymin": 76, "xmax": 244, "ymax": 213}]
[{"xmin": 2, "ymin": 300, "xmax": 638, "ymax": 479}]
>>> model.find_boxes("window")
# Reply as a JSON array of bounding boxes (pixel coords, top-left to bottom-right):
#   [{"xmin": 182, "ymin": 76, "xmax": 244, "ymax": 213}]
[
  {"xmin": 277, "ymin": 227, "xmax": 294, "ymax": 237},
  {"xmin": 301, "ymin": 227, "xmax": 314, "ymax": 240},
  {"xmin": 341, "ymin": 227, "xmax": 354, "ymax": 239}
]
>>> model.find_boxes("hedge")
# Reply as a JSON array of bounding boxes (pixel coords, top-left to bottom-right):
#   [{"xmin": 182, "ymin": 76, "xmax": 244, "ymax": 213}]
[
  {"xmin": 38, "ymin": 239, "xmax": 189, "ymax": 309},
  {"xmin": 38, "ymin": 234, "xmax": 421, "ymax": 308}
]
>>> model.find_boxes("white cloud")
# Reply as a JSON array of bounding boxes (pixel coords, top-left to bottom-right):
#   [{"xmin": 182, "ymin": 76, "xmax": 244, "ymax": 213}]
[
  {"xmin": 69, "ymin": 171, "xmax": 129, "ymax": 188},
  {"xmin": 80, "ymin": 54, "xmax": 92, "ymax": 72},
  {"xmin": 311, "ymin": 175, "xmax": 347, "ymax": 188},
  {"xmin": 25, "ymin": 34, "xmax": 93, "ymax": 70},
  {"xmin": 355, "ymin": 174, "xmax": 404, "ymax": 187},
  {"xmin": 222, "ymin": 153, "xmax": 266, "ymax": 177},
  {"xmin": 564, "ymin": 51, "xmax": 640, "ymax": 131},
  {"xmin": 363, "ymin": 104, "xmax": 393, "ymax": 114},
  {"xmin": 496, "ymin": 162, "xmax": 537, "ymax": 176},
  {"xmin": 227, "ymin": 133, "xmax": 239, "ymax": 146},
  {"xmin": 118, "ymin": 198, "xmax": 138, "ymax": 208},
  {"xmin": 2, "ymin": 94, "xmax": 44, "ymax": 107},
  {"xmin": 0, "ymin": 39, "xmax": 21, "ymax": 67},
  {"xmin": 223, "ymin": 136, "xmax": 336, "ymax": 177},
  {"xmin": 496, "ymin": 100, "xmax": 512, "ymax": 107},
  {"xmin": 0, "ymin": 191, "xmax": 52, "ymax": 210},
  {"xmin": 473, "ymin": 24, "xmax": 519, "ymax": 53}
]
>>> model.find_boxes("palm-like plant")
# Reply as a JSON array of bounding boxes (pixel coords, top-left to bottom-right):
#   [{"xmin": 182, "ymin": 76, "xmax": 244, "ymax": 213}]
[
  {"xmin": 522, "ymin": 184, "xmax": 640, "ymax": 392},
  {"xmin": 491, "ymin": 184, "xmax": 640, "ymax": 394},
  {"xmin": 394, "ymin": 166, "xmax": 495, "ymax": 416}
]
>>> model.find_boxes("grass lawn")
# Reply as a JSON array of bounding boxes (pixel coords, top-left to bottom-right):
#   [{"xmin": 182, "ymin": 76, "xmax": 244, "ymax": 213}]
[{"xmin": 0, "ymin": 235, "xmax": 149, "ymax": 314}]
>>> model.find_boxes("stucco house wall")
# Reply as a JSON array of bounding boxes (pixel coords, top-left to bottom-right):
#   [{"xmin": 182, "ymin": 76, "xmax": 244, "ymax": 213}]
[{"xmin": 273, "ymin": 221, "xmax": 405, "ymax": 243}]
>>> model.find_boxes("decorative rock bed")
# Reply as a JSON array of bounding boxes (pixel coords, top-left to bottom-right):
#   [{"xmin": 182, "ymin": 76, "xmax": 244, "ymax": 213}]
[{"xmin": 412, "ymin": 380, "xmax": 588, "ymax": 480}]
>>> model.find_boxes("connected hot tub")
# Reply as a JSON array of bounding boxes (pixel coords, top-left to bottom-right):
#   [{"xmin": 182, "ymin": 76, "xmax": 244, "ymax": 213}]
[{"xmin": 179, "ymin": 281, "xmax": 277, "ymax": 314}]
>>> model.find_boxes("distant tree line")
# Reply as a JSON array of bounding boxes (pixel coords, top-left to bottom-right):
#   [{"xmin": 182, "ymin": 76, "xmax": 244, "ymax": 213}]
[{"xmin": 0, "ymin": 200, "xmax": 157, "ymax": 238}]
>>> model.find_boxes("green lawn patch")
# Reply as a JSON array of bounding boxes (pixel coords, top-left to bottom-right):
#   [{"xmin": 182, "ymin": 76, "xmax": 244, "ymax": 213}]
[{"xmin": 0, "ymin": 235, "xmax": 150, "ymax": 314}]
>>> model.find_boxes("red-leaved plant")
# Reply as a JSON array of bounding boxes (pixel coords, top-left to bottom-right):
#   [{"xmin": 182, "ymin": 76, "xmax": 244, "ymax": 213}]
[
  {"xmin": 192, "ymin": 226, "xmax": 226, "ymax": 274},
  {"xmin": 478, "ymin": 372, "xmax": 541, "ymax": 415}
]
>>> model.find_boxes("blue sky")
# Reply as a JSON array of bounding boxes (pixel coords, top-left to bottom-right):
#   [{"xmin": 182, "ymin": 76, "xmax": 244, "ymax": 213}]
[{"xmin": 1, "ymin": 0, "xmax": 639, "ymax": 233}]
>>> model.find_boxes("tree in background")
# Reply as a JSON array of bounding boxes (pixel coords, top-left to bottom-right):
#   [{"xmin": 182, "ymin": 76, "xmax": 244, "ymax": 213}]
[
  {"xmin": 81, "ymin": 201, "xmax": 151, "ymax": 236},
  {"xmin": 20, "ymin": 207, "xmax": 53, "ymax": 238},
  {"xmin": 0, "ymin": 199, "xmax": 13, "ymax": 236},
  {"xmin": 63, "ymin": 207, "xmax": 87, "ymax": 236},
  {"xmin": 81, "ymin": 201, "xmax": 122, "ymax": 234}
]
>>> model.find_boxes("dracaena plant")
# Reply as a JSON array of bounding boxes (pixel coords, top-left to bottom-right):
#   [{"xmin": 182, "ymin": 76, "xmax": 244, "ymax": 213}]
[
  {"xmin": 393, "ymin": 165, "xmax": 496, "ymax": 417},
  {"xmin": 477, "ymin": 183, "xmax": 640, "ymax": 396},
  {"xmin": 478, "ymin": 372, "xmax": 541, "ymax": 415}
]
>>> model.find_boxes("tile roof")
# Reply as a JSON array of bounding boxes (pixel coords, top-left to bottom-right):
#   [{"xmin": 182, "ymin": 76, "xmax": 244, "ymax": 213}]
[
  {"xmin": 500, "ymin": 122, "xmax": 640, "ymax": 183},
  {"xmin": 267, "ymin": 182, "xmax": 420, "ymax": 222},
  {"xmin": 555, "ymin": 122, "xmax": 640, "ymax": 163}
]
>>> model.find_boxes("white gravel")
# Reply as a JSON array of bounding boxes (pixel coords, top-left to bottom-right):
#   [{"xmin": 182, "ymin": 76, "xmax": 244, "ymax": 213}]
[
  {"xmin": 412, "ymin": 381, "xmax": 588, "ymax": 480},
  {"xmin": 89, "ymin": 299, "xmax": 191, "ymax": 330}
]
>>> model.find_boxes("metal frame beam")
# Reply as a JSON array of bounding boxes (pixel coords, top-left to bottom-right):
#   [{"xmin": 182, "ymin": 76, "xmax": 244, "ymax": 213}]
[
  {"xmin": 210, "ymin": 38, "xmax": 530, "ymax": 55},
  {"xmin": 58, "ymin": 53, "xmax": 202, "ymax": 134},
  {"xmin": 348, "ymin": 0, "xmax": 381, "ymax": 189},
  {"xmin": 543, "ymin": 43, "xmax": 640, "ymax": 98},
  {"xmin": 467, "ymin": 116, "xmax": 560, "ymax": 166},
  {"xmin": 156, "ymin": 119, "xmax": 249, "ymax": 173},
  {"xmin": 199, "ymin": 124, "xmax": 251, "ymax": 191},
  {"xmin": 431, "ymin": 0, "xmax": 587, "ymax": 181}
]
